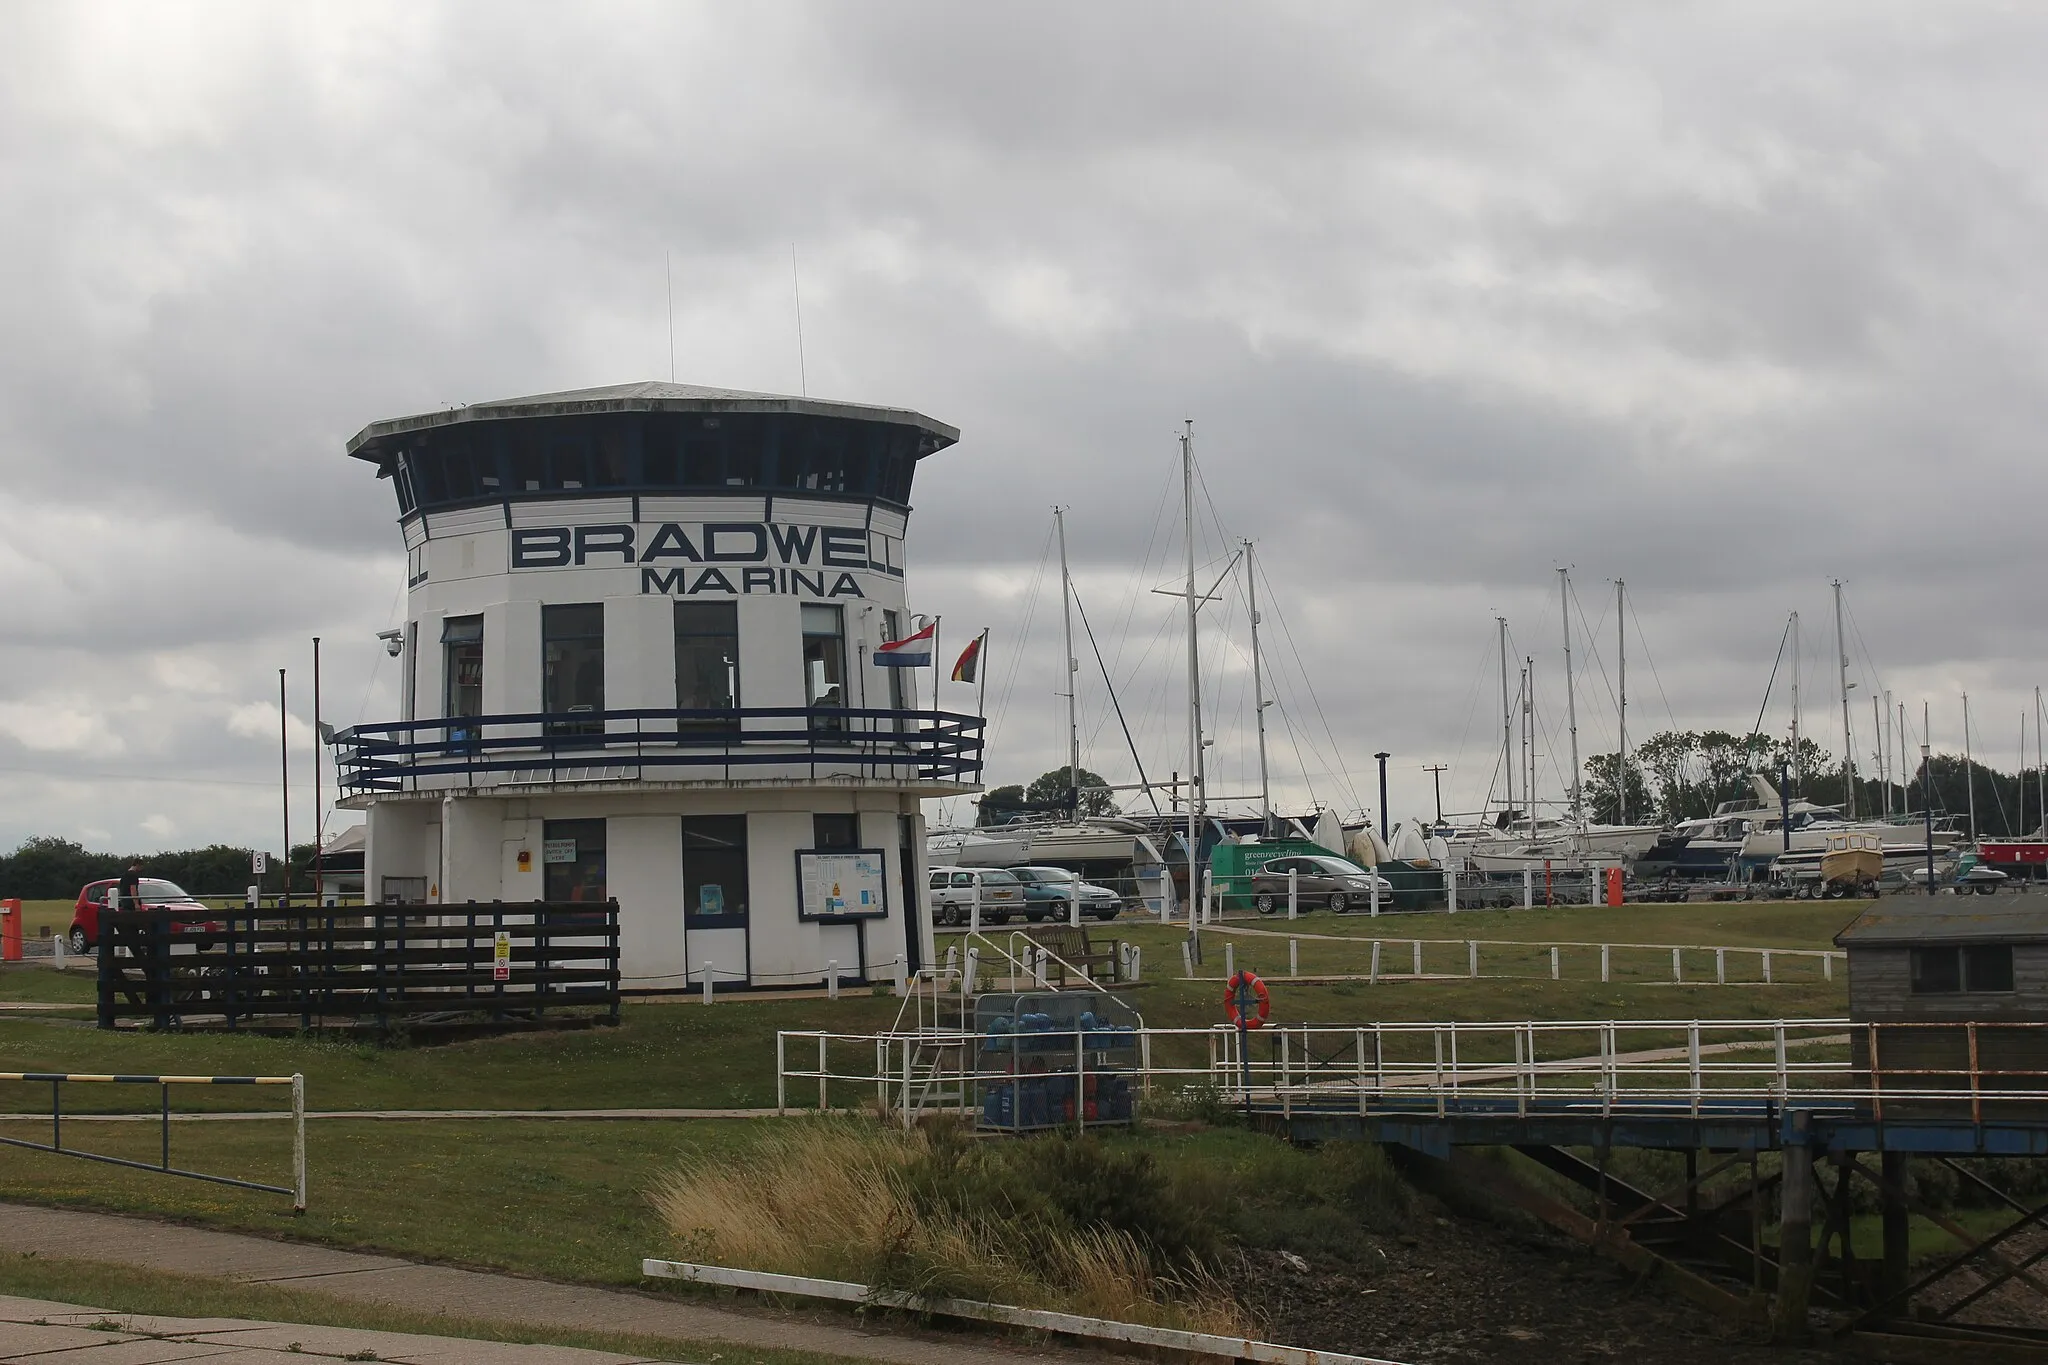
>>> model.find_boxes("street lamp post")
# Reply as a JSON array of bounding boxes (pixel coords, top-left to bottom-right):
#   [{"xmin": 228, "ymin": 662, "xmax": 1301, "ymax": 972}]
[{"xmin": 1375, "ymin": 752, "xmax": 1392, "ymax": 842}]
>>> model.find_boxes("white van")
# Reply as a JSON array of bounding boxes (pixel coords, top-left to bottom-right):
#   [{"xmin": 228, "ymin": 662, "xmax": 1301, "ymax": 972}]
[{"xmin": 925, "ymin": 867, "xmax": 1024, "ymax": 926}]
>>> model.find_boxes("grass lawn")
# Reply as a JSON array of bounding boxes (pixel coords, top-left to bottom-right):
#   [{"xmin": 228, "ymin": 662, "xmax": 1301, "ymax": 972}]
[
  {"xmin": 13, "ymin": 898, "xmax": 77, "ymax": 943},
  {"xmin": 0, "ymin": 965, "xmax": 97, "ymax": 1006},
  {"xmin": 0, "ymin": 1252, "xmax": 856, "ymax": 1365}
]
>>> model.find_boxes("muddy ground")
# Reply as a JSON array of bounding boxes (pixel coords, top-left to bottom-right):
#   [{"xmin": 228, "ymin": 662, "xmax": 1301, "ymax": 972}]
[{"xmin": 1230, "ymin": 1191, "xmax": 1852, "ymax": 1364}]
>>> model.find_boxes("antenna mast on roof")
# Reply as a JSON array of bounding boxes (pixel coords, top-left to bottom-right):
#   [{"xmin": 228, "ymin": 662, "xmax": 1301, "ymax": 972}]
[{"xmin": 791, "ymin": 244, "xmax": 808, "ymax": 397}]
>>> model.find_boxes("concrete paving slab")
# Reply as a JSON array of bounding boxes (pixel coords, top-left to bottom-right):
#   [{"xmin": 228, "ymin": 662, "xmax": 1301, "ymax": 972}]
[
  {"xmin": 171, "ymin": 1325, "xmax": 655, "ymax": 1365},
  {"xmin": 3, "ymin": 1339, "xmax": 236, "ymax": 1364},
  {"xmin": 0, "ymin": 1323, "xmax": 141, "ymax": 1354},
  {"xmin": 0, "ymin": 1293, "xmax": 104, "ymax": 1318}
]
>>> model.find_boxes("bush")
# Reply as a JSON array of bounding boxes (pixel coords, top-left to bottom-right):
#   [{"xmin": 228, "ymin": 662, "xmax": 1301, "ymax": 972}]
[{"xmin": 650, "ymin": 1117, "xmax": 1246, "ymax": 1332}]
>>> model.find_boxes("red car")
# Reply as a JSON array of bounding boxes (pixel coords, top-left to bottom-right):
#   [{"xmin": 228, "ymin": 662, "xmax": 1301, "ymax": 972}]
[{"xmin": 68, "ymin": 878, "xmax": 212, "ymax": 953}]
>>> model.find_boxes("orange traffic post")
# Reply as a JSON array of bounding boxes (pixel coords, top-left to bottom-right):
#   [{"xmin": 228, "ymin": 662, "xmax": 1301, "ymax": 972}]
[
  {"xmin": 0, "ymin": 899, "xmax": 21, "ymax": 962},
  {"xmin": 1605, "ymin": 867, "xmax": 1625, "ymax": 908}
]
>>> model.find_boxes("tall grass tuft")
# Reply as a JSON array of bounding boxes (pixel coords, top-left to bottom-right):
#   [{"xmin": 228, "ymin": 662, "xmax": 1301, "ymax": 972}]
[{"xmin": 650, "ymin": 1117, "xmax": 1248, "ymax": 1335}]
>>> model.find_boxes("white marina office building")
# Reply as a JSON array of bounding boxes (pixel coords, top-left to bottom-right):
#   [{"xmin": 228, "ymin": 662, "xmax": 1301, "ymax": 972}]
[{"xmin": 336, "ymin": 382, "xmax": 982, "ymax": 992}]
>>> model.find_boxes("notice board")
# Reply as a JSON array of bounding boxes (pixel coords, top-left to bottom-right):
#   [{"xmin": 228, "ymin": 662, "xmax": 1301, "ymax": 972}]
[{"xmin": 795, "ymin": 849, "xmax": 889, "ymax": 921}]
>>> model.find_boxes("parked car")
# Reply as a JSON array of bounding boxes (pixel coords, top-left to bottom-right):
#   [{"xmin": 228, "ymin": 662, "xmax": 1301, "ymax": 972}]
[
  {"xmin": 68, "ymin": 877, "xmax": 212, "ymax": 953},
  {"xmin": 925, "ymin": 867, "xmax": 1026, "ymax": 926},
  {"xmin": 1009, "ymin": 866, "xmax": 1122, "ymax": 922},
  {"xmin": 1249, "ymin": 856, "xmax": 1394, "ymax": 914}
]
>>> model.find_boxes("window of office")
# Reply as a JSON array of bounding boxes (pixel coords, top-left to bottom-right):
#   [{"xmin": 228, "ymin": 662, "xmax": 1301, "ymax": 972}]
[
  {"xmin": 442, "ymin": 616, "xmax": 483, "ymax": 719},
  {"xmin": 542, "ymin": 603, "xmax": 604, "ymax": 735},
  {"xmin": 674, "ymin": 601, "xmax": 739, "ymax": 732},
  {"xmin": 593, "ymin": 423, "xmax": 632, "ymax": 487},
  {"xmin": 682, "ymin": 815, "xmax": 748, "ymax": 926},
  {"xmin": 1911, "ymin": 944, "xmax": 2016, "ymax": 993},
  {"xmin": 543, "ymin": 818, "xmax": 607, "ymax": 903},
  {"xmin": 801, "ymin": 604, "xmax": 846, "ymax": 728},
  {"xmin": 814, "ymin": 813, "xmax": 860, "ymax": 849}
]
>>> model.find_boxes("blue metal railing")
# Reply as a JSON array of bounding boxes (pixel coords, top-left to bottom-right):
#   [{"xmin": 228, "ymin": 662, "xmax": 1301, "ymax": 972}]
[{"xmin": 334, "ymin": 705, "xmax": 983, "ymax": 796}]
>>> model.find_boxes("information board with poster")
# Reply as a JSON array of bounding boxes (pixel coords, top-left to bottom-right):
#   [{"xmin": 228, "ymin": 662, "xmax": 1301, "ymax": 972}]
[{"xmin": 794, "ymin": 848, "xmax": 889, "ymax": 921}]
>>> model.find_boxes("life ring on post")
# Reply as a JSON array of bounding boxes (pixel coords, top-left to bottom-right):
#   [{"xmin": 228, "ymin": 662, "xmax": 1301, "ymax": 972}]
[{"xmin": 1224, "ymin": 970, "xmax": 1270, "ymax": 1029}]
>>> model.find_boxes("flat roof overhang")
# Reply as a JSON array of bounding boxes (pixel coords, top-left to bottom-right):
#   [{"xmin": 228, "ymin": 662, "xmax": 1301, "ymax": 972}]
[{"xmin": 347, "ymin": 380, "xmax": 958, "ymax": 472}]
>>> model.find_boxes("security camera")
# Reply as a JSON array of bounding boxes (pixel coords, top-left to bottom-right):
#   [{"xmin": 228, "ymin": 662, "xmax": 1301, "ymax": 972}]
[{"xmin": 377, "ymin": 629, "xmax": 404, "ymax": 657}]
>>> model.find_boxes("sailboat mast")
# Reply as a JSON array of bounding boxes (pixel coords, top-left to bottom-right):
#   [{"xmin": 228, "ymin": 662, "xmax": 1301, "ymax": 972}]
[
  {"xmin": 1498, "ymin": 617, "xmax": 1513, "ymax": 821},
  {"xmin": 1898, "ymin": 701, "xmax": 1907, "ymax": 827},
  {"xmin": 1181, "ymin": 422, "xmax": 1203, "ymax": 906},
  {"xmin": 1790, "ymin": 611, "xmax": 1801, "ymax": 792},
  {"xmin": 2037, "ymin": 686, "xmax": 2044, "ymax": 840},
  {"xmin": 1054, "ymin": 506, "xmax": 1080, "ymax": 815},
  {"xmin": 1559, "ymin": 567, "xmax": 1580, "ymax": 823},
  {"xmin": 1834, "ymin": 579, "xmax": 1857, "ymax": 818},
  {"xmin": 1245, "ymin": 539, "xmax": 1272, "ymax": 835},
  {"xmin": 1524, "ymin": 657, "xmax": 1537, "ymax": 839},
  {"xmin": 1872, "ymin": 695, "xmax": 1885, "ymax": 816},
  {"xmin": 1617, "ymin": 580, "xmax": 1628, "ymax": 827},
  {"xmin": 1965, "ymin": 691, "xmax": 1977, "ymax": 845}
]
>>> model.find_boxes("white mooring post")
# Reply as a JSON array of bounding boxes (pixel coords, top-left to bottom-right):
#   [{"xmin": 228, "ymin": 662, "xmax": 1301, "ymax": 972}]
[
  {"xmin": 1180, "ymin": 939, "xmax": 1194, "ymax": 978},
  {"xmin": 1601, "ymin": 943, "xmax": 1610, "ymax": 983},
  {"xmin": 1447, "ymin": 866, "xmax": 1458, "ymax": 913},
  {"xmin": 1202, "ymin": 867, "xmax": 1215, "ymax": 924},
  {"xmin": 1521, "ymin": 868, "xmax": 1534, "ymax": 909},
  {"xmin": 1412, "ymin": 939, "xmax": 1423, "ymax": 977},
  {"xmin": 1129, "ymin": 945, "xmax": 1141, "ymax": 980},
  {"xmin": 969, "ymin": 882, "xmax": 981, "ymax": 935},
  {"xmin": 892, "ymin": 957, "xmax": 906, "ymax": 996},
  {"xmin": 1225, "ymin": 942, "xmax": 1236, "ymax": 981},
  {"xmin": 1068, "ymin": 877, "xmax": 1081, "ymax": 929},
  {"xmin": 53, "ymin": 934, "xmax": 65, "ymax": 969},
  {"xmin": 1468, "ymin": 941, "xmax": 1478, "ymax": 978},
  {"xmin": 1763, "ymin": 950, "xmax": 1773, "ymax": 985},
  {"xmin": 964, "ymin": 947, "xmax": 981, "ymax": 996},
  {"xmin": 702, "ymin": 961, "xmax": 714, "ymax": 1005},
  {"xmin": 1370, "ymin": 866, "xmax": 1381, "ymax": 916},
  {"xmin": 1287, "ymin": 868, "xmax": 1298, "ymax": 920},
  {"xmin": 1824, "ymin": 952, "xmax": 1834, "ymax": 981},
  {"xmin": 1550, "ymin": 946, "xmax": 1560, "ymax": 981},
  {"xmin": 1716, "ymin": 948, "xmax": 1726, "ymax": 985},
  {"xmin": 1671, "ymin": 946, "xmax": 1682, "ymax": 984},
  {"xmin": 1370, "ymin": 940, "xmax": 1382, "ymax": 984},
  {"xmin": 827, "ymin": 961, "xmax": 840, "ymax": 1001},
  {"xmin": 1033, "ymin": 945, "xmax": 1049, "ymax": 988},
  {"xmin": 1159, "ymin": 869, "xmax": 1173, "ymax": 924},
  {"xmin": 1289, "ymin": 937, "xmax": 1299, "ymax": 977},
  {"xmin": 944, "ymin": 944, "xmax": 959, "ymax": 982}
]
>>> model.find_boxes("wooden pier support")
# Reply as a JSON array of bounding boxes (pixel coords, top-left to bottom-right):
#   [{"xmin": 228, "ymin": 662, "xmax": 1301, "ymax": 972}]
[
  {"xmin": 1772, "ymin": 1110, "xmax": 1817, "ymax": 1343},
  {"xmin": 1881, "ymin": 1151, "xmax": 1909, "ymax": 1305}
]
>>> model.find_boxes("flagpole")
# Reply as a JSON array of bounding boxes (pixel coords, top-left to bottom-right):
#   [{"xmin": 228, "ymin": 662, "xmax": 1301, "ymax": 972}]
[
  {"xmin": 930, "ymin": 615, "xmax": 941, "ymax": 724},
  {"xmin": 977, "ymin": 629, "xmax": 990, "ymax": 719}
]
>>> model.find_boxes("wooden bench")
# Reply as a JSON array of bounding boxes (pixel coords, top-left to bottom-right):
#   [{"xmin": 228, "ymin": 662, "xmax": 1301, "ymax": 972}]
[{"xmin": 1020, "ymin": 924, "xmax": 1126, "ymax": 985}]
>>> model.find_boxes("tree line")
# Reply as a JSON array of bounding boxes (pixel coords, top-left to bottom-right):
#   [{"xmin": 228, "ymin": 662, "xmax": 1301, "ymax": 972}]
[
  {"xmin": 1582, "ymin": 730, "xmax": 2048, "ymax": 836},
  {"xmin": 0, "ymin": 836, "xmax": 328, "ymax": 900}
]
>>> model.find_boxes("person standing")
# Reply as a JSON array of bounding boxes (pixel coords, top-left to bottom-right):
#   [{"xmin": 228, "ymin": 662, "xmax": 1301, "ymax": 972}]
[{"xmin": 115, "ymin": 861, "xmax": 142, "ymax": 912}]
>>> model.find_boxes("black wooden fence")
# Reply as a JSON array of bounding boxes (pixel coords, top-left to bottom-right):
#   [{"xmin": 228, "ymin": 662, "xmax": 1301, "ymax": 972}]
[{"xmin": 96, "ymin": 902, "xmax": 621, "ymax": 1031}]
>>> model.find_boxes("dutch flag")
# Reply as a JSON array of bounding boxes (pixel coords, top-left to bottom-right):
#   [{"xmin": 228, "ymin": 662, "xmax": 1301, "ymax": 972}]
[{"xmin": 876, "ymin": 620, "xmax": 936, "ymax": 668}]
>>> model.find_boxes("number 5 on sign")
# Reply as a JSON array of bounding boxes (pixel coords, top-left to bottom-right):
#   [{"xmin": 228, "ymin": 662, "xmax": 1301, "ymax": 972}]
[{"xmin": 493, "ymin": 931, "xmax": 511, "ymax": 982}]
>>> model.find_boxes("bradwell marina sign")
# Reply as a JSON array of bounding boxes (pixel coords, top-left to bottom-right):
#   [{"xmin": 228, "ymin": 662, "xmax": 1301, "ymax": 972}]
[{"xmin": 509, "ymin": 519, "xmax": 904, "ymax": 600}]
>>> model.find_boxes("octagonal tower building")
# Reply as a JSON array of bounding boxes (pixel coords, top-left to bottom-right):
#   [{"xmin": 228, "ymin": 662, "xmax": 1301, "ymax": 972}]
[{"xmin": 337, "ymin": 381, "xmax": 981, "ymax": 991}]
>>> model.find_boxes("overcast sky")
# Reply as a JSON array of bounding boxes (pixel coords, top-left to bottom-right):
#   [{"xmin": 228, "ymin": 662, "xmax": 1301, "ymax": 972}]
[{"xmin": 3, "ymin": 1, "xmax": 2046, "ymax": 854}]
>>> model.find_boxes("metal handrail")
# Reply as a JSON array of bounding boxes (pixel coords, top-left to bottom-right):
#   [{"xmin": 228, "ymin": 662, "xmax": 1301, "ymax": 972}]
[
  {"xmin": 334, "ymin": 705, "xmax": 984, "ymax": 796},
  {"xmin": 775, "ymin": 1018, "xmax": 2048, "ymax": 1123}
]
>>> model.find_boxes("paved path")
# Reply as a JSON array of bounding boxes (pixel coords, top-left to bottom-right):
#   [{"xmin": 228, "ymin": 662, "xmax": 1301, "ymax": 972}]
[
  {"xmin": 0, "ymin": 1204, "xmax": 1130, "ymax": 1365},
  {"xmin": 0, "ymin": 1293, "xmax": 678, "ymax": 1363},
  {"xmin": 0, "ymin": 1109, "xmax": 780, "ymax": 1123}
]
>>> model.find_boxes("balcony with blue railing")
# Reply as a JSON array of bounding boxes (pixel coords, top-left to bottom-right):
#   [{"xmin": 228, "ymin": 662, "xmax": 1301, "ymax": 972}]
[{"xmin": 333, "ymin": 706, "xmax": 984, "ymax": 800}]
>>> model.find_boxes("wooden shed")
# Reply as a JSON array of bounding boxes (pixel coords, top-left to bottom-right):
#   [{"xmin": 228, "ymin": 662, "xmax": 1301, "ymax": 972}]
[{"xmin": 1834, "ymin": 902, "xmax": 2048, "ymax": 1117}]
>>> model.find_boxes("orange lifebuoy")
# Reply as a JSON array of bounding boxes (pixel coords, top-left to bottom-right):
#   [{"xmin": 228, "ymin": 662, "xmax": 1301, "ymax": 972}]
[{"xmin": 1224, "ymin": 970, "xmax": 1270, "ymax": 1029}]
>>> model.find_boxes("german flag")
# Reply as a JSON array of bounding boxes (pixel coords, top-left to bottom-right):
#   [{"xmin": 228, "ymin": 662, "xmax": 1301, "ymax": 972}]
[{"xmin": 951, "ymin": 633, "xmax": 984, "ymax": 683}]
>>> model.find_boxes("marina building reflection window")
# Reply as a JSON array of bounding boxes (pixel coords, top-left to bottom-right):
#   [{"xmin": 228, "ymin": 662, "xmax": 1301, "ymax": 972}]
[
  {"xmin": 802, "ymin": 604, "xmax": 846, "ymax": 732},
  {"xmin": 674, "ymin": 601, "xmax": 739, "ymax": 736},
  {"xmin": 543, "ymin": 818, "xmax": 607, "ymax": 903},
  {"xmin": 543, "ymin": 603, "xmax": 605, "ymax": 737},
  {"xmin": 682, "ymin": 815, "xmax": 748, "ymax": 927},
  {"xmin": 442, "ymin": 615, "xmax": 483, "ymax": 746}
]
